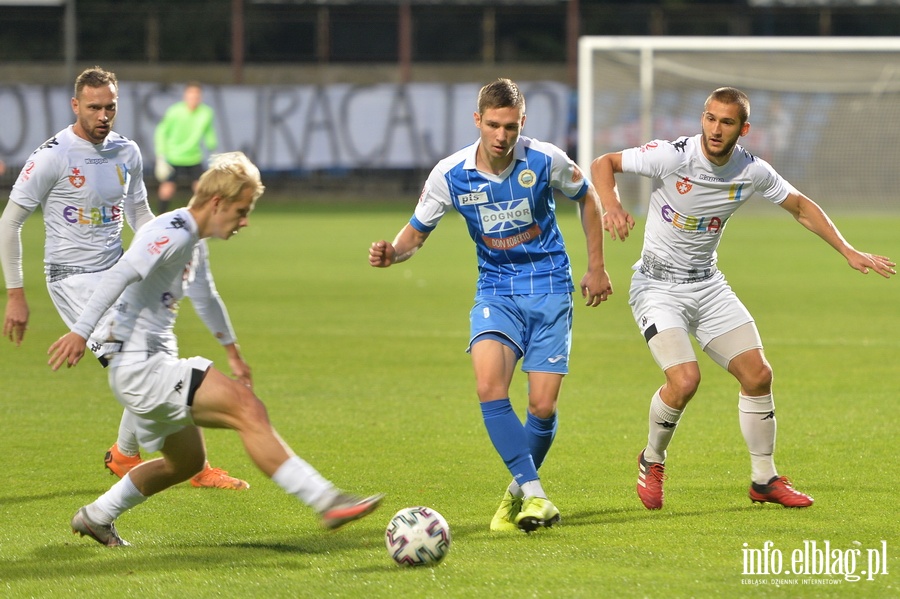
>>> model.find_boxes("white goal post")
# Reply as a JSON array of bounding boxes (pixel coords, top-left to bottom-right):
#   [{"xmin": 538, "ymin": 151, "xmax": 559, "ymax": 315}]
[{"xmin": 577, "ymin": 36, "xmax": 900, "ymax": 213}]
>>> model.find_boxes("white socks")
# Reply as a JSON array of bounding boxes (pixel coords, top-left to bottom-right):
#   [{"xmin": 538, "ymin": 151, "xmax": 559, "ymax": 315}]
[
  {"xmin": 88, "ymin": 474, "xmax": 147, "ymax": 524},
  {"xmin": 519, "ymin": 480, "xmax": 547, "ymax": 500},
  {"xmin": 507, "ymin": 480, "xmax": 547, "ymax": 500},
  {"xmin": 643, "ymin": 388, "xmax": 778, "ymax": 486},
  {"xmin": 739, "ymin": 393, "xmax": 778, "ymax": 484},
  {"xmin": 645, "ymin": 388, "xmax": 683, "ymax": 463},
  {"xmin": 272, "ymin": 455, "xmax": 337, "ymax": 513}
]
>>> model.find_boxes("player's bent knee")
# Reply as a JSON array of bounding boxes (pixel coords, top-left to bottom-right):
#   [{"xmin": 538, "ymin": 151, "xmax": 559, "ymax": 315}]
[
  {"xmin": 240, "ymin": 394, "xmax": 271, "ymax": 426},
  {"xmin": 664, "ymin": 363, "xmax": 701, "ymax": 400}
]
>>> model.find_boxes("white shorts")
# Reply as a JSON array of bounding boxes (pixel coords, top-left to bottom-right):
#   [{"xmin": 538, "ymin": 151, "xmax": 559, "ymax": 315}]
[
  {"xmin": 629, "ymin": 270, "xmax": 754, "ymax": 350},
  {"xmin": 108, "ymin": 352, "xmax": 212, "ymax": 453},
  {"xmin": 47, "ymin": 271, "xmax": 115, "ymax": 360}
]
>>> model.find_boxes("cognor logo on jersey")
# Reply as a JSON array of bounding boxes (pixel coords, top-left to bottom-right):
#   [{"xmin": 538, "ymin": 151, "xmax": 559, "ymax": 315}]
[
  {"xmin": 68, "ymin": 167, "xmax": 86, "ymax": 188},
  {"xmin": 478, "ymin": 199, "xmax": 541, "ymax": 250},
  {"xmin": 147, "ymin": 236, "xmax": 171, "ymax": 256},
  {"xmin": 675, "ymin": 177, "xmax": 692, "ymax": 195},
  {"xmin": 517, "ymin": 169, "xmax": 537, "ymax": 188},
  {"xmin": 639, "ymin": 142, "xmax": 659, "ymax": 153},
  {"xmin": 661, "ymin": 204, "xmax": 724, "ymax": 233},
  {"xmin": 479, "ymin": 199, "xmax": 533, "ymax": 233},
  {"xmin": 458, "ymin": 191, "xmax": 488, "ymax": 206},
  {"xmin": 63, "ymin": 204, "xmax": 122, "ymax": 225},
  {"xmin": 168, "ymin": 215, "xmax": 188, "ymax": 230}
]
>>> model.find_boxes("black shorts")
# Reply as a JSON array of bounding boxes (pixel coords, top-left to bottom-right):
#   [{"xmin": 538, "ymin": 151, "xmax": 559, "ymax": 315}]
[{"xmin": 164, "ymin": 163, "xmax": 205, "ymax": 184}]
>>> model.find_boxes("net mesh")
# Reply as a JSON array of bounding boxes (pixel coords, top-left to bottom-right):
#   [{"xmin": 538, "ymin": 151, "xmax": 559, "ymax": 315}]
[{"xmin": 582, "ymin": 46, "xmax": 900, "ymax": 214}]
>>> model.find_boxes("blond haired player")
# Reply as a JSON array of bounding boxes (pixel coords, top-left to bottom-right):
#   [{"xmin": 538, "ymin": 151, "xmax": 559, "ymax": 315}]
[{"xmin": 50, "ymin": 152, "xmax": 382, "ymax": 546}]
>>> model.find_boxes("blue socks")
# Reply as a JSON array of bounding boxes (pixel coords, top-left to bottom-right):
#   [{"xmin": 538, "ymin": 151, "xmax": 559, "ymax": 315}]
[
  {"xmin": 525, "ymin": 411, "xmax": 557, "ymax": 470},
  {"xmin": 480, "ymin": 398, "xmax": 539, "ymax": 485}
]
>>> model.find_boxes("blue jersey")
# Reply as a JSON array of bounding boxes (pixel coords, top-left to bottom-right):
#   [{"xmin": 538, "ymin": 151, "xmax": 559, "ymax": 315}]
[{"xmin": 411, "ymin": 136, "xmax": 588, "ymax": 297}]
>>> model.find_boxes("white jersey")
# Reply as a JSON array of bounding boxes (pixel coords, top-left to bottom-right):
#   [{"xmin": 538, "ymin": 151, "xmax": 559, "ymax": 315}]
[
  {"xmin": 622, "ymin": 135, "xmax": 791, "ymax": 283},
  {"xmin": 9, "ymin": 126, "xmax": 148, "ymax": 280},
  {"xmin": 73, "ymin": 208, "xmax": 236, "ymax": 368}
]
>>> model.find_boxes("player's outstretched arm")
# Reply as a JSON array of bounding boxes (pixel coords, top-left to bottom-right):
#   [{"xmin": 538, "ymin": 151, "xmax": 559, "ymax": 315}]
[
  {"xmin": 780, "ymin": 192, "xmax": 896, "ymax": 279},
  {"xmin": 590, "ymin": 152, "xmax": 635, "ymax": 242},
  {"xmin": 843, "ymin": 251, "xmax": 895, "ymax": 278},
  {"xmin": 369, "ymin": 224, "xmax": 429, "ymax": 268}
]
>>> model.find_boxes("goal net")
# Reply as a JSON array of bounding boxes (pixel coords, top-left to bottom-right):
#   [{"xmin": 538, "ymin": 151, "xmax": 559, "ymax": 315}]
[{"xmin": 577, "ymin": 36, "xmax": 900, "ymax": 214}]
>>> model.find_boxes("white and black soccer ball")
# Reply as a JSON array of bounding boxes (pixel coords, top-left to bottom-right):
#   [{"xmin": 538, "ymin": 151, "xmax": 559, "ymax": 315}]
[{"xmin": 384, "ymin": 506, "xmax": 451, "ymax": 567}]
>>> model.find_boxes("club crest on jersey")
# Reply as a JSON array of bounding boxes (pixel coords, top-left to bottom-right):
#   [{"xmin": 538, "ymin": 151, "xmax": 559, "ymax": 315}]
[
  {"xmin": 517, "ymin": 169, "xmax": 537, "ymax": 188},
  {"xmin": 69, "ymin": 167, "xmax": 86, "ymax": 188},
  {"xmin": 675, "ymin": 177, "xmax": 692, "ymax": 195},
  {"xmin": 458, "ymin": 191, "xmax": 488, "ymax": 206}
]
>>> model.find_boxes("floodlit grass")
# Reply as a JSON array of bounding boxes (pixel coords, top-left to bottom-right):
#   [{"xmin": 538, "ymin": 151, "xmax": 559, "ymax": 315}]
[{"xmin": 1, "ymin": 198, "xmax": 897, "ymax": 598}]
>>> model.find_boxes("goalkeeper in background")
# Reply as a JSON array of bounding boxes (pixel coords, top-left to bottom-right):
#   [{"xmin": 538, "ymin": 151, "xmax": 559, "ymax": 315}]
[
  {"xmin": 591, "ymin": 86, "xmax": 895, "ymax": 511},
  {"xmin": 154, "ymin": 81, "xmax": 217, "ymax": 214}
]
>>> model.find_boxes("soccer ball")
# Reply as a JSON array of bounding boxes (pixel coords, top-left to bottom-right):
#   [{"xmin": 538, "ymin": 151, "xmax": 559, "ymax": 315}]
[{"xmin": 384, "ymin": 506, "xmax": 452, "ymax": 567}]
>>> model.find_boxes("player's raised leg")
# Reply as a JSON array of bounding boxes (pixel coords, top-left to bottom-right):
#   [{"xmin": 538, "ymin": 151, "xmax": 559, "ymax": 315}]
[
  {"xmin": 104, "ymin": 407, "xmax": 249, "ymax": 490},
  {"xmin": 188, "ymin": 367, "xmax": 383, "ymax": 527}
]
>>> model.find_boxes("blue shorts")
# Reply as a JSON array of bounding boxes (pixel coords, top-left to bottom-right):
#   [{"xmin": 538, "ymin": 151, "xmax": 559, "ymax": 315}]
[{"xmin": 468, "ymin": 293, "xmax": 573, "ymax": 374}]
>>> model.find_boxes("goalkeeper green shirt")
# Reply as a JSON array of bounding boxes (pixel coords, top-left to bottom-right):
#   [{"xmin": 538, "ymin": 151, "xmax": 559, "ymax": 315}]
[{"xmin": 154, "ymin": 101, "xmax": 217, "ymax": 166}]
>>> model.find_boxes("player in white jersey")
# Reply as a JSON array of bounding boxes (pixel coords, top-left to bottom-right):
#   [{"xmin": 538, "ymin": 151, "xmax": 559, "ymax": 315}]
[
  {"xmin": 370, "ymin": 78, "xmax": 612, "ymax": 532},
  {"xmin": 591, "ymin": 86, "xmax": 895, "ymax": 510},
  {"xmin": 0, "ymin": 66, "xmax": 248, "ymax": 490},
  {"xmin": 48, "ymin": 152, "xmax": 383, "ymax": 546}
]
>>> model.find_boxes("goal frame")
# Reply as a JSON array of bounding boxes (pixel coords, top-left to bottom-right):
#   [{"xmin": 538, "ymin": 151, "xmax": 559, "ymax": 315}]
[{"xmin": 576, "ymin": 36, "xmax": 900, "ymax": 201}]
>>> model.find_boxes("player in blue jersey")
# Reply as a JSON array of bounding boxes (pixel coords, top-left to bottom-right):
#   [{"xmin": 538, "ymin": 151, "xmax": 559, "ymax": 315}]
[
  {"xmin": 591, "ymin": 86, "xmax": 895, "ymax": 510},
  {"xmin": 369, "ymin": 78, "xmax": 613, "ymax": 533}
]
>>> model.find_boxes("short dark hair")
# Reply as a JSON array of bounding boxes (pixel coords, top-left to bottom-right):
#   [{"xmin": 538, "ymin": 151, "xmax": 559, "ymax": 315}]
[
  {"xmin": 74, "ymin": 66, "xmax": 118, "ymax": 99},
  {"xmin": 477, "ymin": 78, "xmax": 525, "ymax": 115},
  {"xmin": 706, "ymin": 87, "xmax": 750, "ymax": 124}
]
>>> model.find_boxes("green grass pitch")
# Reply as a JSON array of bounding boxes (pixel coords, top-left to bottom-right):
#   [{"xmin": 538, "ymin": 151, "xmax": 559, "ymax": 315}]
[{"xmin": 1, "ymin": 198, "xmax": 897, "ymax": 597}]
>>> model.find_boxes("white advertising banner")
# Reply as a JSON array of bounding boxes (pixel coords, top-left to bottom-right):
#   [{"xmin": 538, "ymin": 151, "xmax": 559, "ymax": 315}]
[{"xmin": 0, "ymin": 81, "xmax": 572, "ymax": 172}]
